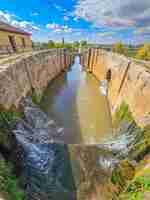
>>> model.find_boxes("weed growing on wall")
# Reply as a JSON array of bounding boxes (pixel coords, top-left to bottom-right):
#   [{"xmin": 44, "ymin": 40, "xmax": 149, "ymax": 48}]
[
  {"xmin": 113, "ymin": 102, "xmax": 134, "ymax": 128},
  {"xmin": 31, "ymin": 89, "xmax": 43, "ymax": 105}
]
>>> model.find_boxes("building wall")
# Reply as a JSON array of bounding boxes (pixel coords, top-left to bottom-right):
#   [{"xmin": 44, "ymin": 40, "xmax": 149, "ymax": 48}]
[{"xmin": 0, "ymin": 30, "xmax": 32, "ymax": 53}]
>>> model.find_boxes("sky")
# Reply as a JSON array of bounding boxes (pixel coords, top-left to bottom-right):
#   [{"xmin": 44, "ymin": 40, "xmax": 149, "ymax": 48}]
[{"xmin": 0, "ymin": 0, "xmax": 150, "ymax": 44}]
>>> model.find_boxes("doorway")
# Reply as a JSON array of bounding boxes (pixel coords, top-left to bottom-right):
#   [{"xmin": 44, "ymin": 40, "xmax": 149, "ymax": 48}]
[{"xmin": 8, "ymin": 36, "xmax": 17, "ymax": 52}]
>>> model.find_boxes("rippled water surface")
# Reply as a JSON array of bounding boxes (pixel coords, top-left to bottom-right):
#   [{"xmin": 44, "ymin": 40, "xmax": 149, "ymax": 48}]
[{"xmin": 41, "ymin": 57, "xmax": 112, "ymax": 144}]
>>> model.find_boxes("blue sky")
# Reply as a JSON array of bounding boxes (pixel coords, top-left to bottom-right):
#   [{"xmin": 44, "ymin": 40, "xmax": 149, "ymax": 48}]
[{"xmin": 0, "ymin": 0, "xmax": 150, "ymax": 44}]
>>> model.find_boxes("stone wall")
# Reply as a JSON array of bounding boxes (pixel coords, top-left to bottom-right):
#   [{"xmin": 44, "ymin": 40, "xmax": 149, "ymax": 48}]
[
  {"xmin": 0, "ymin": 49, "xmax": 72, "ymax": 109},
  {"xmin": 83, "ymin": 48, "xmax": 150, "ymax": 127}
]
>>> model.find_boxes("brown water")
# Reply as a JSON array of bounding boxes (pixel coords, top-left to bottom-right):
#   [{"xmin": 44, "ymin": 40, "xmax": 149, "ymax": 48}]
[{"xmin": 41, "ymin": 57, "xmax": 112, "ymax": 144}]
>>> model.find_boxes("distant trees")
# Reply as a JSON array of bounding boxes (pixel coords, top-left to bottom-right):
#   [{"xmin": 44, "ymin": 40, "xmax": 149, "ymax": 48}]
[
  {"xmin": 112, "ymin": 42, "xmax": 127, "ymax": 55},
  {"xmin": 136, "ymin": 44, "xmax": 150, "ymax": 61},
  {"xmin": 73, "ymin": 41, "xmax": 80, "ymax": 49},
  {"xmin": 32, "ymin": 40, "xmax": 89, "ymax": 51},
  {"xmin": 47, "ymin": 40, "xmax": 55, "ymax": 48},
  {"xmin": 112, "ymin": 42, "xmax": 150, "ymax": 61},
  {"xmin": 80, "ymin": 40, "xmax": 87, "ymax": 47}
]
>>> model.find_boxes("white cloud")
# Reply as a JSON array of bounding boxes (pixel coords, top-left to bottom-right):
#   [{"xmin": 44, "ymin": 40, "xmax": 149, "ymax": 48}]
[
  {"xmin": 134, "ymin": 27, "xmax": 150, "ymax": 35},
  {"xmin": 0, "ymin": 10, "xmax": 15, "ymax": 23},
  {"xmin": 0, "ymin": 10, "xmax": 40, "ymax": 33},
  {"xmin": 31, "ymin": 12, "xmax": 39, "ymax": 16},
  {"xmin": 46, "ymin": 23, "xmax": 72, "ymax": 33},
  {"xmin": 74, "ymin": 0, "xmax": 150, "ymax": 28},
  {"xmin": 63, "ymin": 15, "xmax": 69, "ymax": 21},
  {"xmin": 54, "ymin": 4, "xmax": 66, "ymax": 12}
]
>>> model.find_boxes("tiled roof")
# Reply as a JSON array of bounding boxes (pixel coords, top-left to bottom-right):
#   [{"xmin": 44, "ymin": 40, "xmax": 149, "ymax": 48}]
[{"xmin": 0, "ymin": 21, "xmax": 31, "ymax": 36}]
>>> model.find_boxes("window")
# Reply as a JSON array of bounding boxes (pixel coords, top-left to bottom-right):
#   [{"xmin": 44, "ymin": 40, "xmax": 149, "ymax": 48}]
[
  {"xmin": 8, "ymin": 35, "xmax": 17, "ymax": 52},
  {"xmin": 21, "ymin": 37, "xmax": 26, "ymax": 48}
]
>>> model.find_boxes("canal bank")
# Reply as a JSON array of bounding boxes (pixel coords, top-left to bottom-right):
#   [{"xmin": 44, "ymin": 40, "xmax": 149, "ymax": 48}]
[{"xmin": 0, "ymin": 49, "xmax": 149, "ymax": 200}]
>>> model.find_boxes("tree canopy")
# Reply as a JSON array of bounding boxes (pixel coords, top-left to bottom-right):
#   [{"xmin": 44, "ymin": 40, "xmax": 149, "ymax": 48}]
[
  {"xmin": 136, "ymin": 44, "xmax": 150, "ymax": 61},
  {"xmin": 112, "ymin": 42, "xmax": 127, "ymax": 55}
]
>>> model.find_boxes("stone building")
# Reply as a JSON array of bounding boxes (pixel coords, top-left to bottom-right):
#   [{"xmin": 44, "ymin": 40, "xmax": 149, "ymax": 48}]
[{"xmin": 0, "ymin": 21, "xmax": 32, "ymax": 54}]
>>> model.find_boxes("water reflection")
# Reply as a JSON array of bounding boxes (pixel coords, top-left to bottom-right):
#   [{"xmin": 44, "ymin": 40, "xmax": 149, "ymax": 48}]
[
  {"xmin": 14, "ymin": 98, "xmax": 116, "ymax": 200},
  {"xmin": 41, "ymin": 56, "xmax": 112, "ymax": 144},
  {"xmin": 14, "ymin": 58, "xmax": 135, "ymax": 200}
]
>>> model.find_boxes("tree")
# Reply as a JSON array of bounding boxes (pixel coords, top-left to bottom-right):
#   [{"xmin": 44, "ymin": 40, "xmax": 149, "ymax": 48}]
[
  {"xmin": 80, "ymin": 40, "xmax": 87, "ymax": 47},
  {"xmin": 136, "ymin": 44, "xmax": 150, "ymax": 61},
  {"xmin": 47, "ymin": 40, "xmax": 55, "ymax": 48},
  {"xmin": 73, "ymin": 41, "xmax": 80, "ymax": 49},
  {"xmin": 112, "ymin": 42, "xmax": 127, "ymax": 55}
]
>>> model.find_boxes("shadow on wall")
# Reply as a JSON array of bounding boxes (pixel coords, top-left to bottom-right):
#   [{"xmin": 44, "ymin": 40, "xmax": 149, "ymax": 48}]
[{"xmin": 106, "ymin": 69, "xmax": 112, "ymax": 82}]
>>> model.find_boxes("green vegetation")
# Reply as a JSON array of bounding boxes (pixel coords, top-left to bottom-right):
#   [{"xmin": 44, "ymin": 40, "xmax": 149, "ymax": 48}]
[
  {"xmin": 33, "ymin": 40, "xmax": 88, "ymax": 51},
  {"xmin": 0, "ymin": 110, "xmax": 22, "ymax": 149},
  {"xmin": 112, "ymin": 101, "xmax": 150, "ymax": 200},
  {"xmin": 136, "ymin": 44, "xmax": 150, "ymax": 61},
  {"xmin": 0, "ymin": 110, "xmax": 24, "ymax": 200},
  {"xmin": 0, "ymin": 158, "xmax": 25, "ymax": 200},
  {"xmin": 113, "ymin": 101, "xmax": 134, "ymax": 127},
  {"xmin": 112, "ymin": 42, "xmax": 128, "ymax": 56},
  {"xmin": 31, "ymin": 89, "xmax": 43, "ymax": 105},
  {"xmin": 128, "ymin": 126, "xmax": 150, "ymax": 164},
  {"xmin": 119, "ymin": 174, "xmax": 150, "ymax": 200},
  {"xmin": 0, "ymin": 110, "xmax": 22, "ymax": 132},
  {"xmin": 111, "ymin": 41, "xmax": 150, "ymax": 61}
]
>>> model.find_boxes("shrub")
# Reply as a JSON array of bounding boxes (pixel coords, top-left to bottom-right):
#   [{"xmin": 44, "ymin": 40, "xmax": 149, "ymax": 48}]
[
  {"xmin": 0, "ymin": 159, "xmax": 25, "ymax": 200},
  {"xmin": 31, "ymin": 89, "xmax": 43, "ymax": 105},
  {"xmin": 119, "ymin": 175, "xmax": 150, "ymax": 200},
  {"xmin": 136, "ymin": 44, "xmax": 150, "ymax": 61},
  {"xmin": 0, "ymin": 111, "xmax": 22, "ymax": 132},
  {"xmin": 112, "ymin": 42, "xmax": 127, "ymax": 55}
]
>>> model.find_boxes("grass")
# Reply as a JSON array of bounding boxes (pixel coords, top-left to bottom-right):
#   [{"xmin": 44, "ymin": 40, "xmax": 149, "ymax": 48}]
[
  {"xmin": 0, "ymin": 159, "xmax": 25, "ymax": 200},
  {"xmin": 31, "ymin": 89, "xmax": 43, "ymax": 105},
  {"xmin": 0, "ymin": 110, "xmax": 22, "ymax": 132},
  {"xmin": 113, "ymin": 101, "xmax": 134, "ymax": 128},
  {"xmin": 0, "ymin": 110, "xmax": 22, "ymax": 149},
  {"xmin": 129, "ymin": 126, "xmax": 150, "ymax": 160},
  {"xmin": 0, "ymin": 110, "xmax": 24, "ymax": 199},
  {"xmin": 119, "ymin": 175, "xmax": 150, "ymax": 200},
  {"xmin": 112, "ymin": 101, "xmax": 150, "ymax": 200}
]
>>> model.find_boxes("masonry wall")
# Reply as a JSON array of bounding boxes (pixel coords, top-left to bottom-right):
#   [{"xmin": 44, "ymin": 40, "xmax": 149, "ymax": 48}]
[
  {"xmin": 0, "ymin": 49, "xmax": 72, "ymax": 109},
  {"xmin": 83, "ymin": 48, "xmax": 150, "ymax": 127},
  {"xmin": 0, "ymin": 30, "xmax": 32, "ymax": 53}
]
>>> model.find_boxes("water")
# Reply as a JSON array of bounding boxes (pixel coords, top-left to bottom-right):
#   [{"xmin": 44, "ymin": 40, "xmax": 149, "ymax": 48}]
[
  {"xmin": 40, "ymin": 56, "xmax": 112, "ymax": 144},
  {"xmin": 13, "ymin": 57, "xmax": 136, "ymax": 200},
  {"xmin": 14, "ymin": 98, "xmax": 137, "ymax": 200}
]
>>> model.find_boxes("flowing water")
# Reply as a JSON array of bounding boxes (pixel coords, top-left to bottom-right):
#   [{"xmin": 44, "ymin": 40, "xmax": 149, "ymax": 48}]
[
  {"xmin": 13, "ymin": 57, "xmax": 136, "ymax": 199},
  {"xmin": 40, "ymin": 56, "xmax": 112, "ymax": 144}
]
